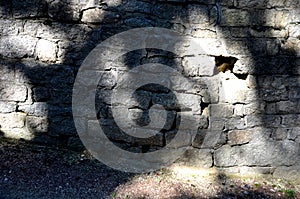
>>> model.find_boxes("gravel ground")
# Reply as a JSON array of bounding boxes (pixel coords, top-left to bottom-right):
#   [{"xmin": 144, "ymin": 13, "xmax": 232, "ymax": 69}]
[{"xmin": 0, "ymin": 138, "xmax": 299, "ymax": 199}]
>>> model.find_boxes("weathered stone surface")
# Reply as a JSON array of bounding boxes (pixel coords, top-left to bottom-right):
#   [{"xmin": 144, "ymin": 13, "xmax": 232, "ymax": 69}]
[
  {"xmin": 219, "ymin": 74, "xmax": 251, "ymax": 103},
  {"xmin": 48, "ymin": 0, "xmax": 81, "ymax": 21},
  {"xmin": 276, "ymin": 101, "xmax": 300, "ymax": 114},
  {"xmin": 234, "ymin": 104, "xmax": 245, "ymax": 116},
  {"xmin": 220, "ymin": 9, "xmax": 250, "ymax": 26},
  {"xmin": 225, "ymin": 117, "xmax": 246, "ymax": 130},
  {"xmin": 0, "ymin": 83, "xmax": 27, "ymax": 102},
  {"xmin": 195, "ymin": 130, "xmax": 225, "ymax": 149},
  {"xmin": 215, "ymin": 140, "xmax": 298, "ymax": 167},
  {"xmin": 0, "ymin": 0, "xmax": 299, "ymax": 178},
  {"xmin": 0, "ymin": 36, "xmax": 37, "ymax": 58},
  {"xmin": 0, "ymin": 113, "xmax": 26, "ymax": 129},
  {"xmin": 178, "ymin": 148, "xmax": 213, "ymax": 168},
  {"xmin": 12, "ymin": 0, "xmax": 47, "ymax": 18},
  {"xmin": 182, "ymin": 55, "xmax": 216, "ymax": 77},
  {"xmin": 33, "ymin": 87, "xmax": 50, "ymax": 102},
  {"xmin": 26, "ymin": 116, "xmax": 48, "ymax": 134},
  {"xmin": 36, "ymin": 39, "xmax": 57, "ymax": 62},
  {"xmin": 209, "ymin": 104, "xmax": 234, "ymax": 118},
  {"xmin": 18, "ymin": 102, "xmax": 48, "ymax": 117},
  {"xmin": 273, "ymin": 166, "xmax": 300, "ymax": 181},
  {"xmin": 281, "ymin": 114, "xmax": 300, "ymax": 127},
  {"xmin": 0, "ymin": 101, "xmax": 16, "ymax": 113},
  {"xmin": 82, "ymin": 8, "xmax": 120, "ymax": 24},
  {"xmin": 228, "ymin": 130, "xmax": 251, "ymax": 146}
]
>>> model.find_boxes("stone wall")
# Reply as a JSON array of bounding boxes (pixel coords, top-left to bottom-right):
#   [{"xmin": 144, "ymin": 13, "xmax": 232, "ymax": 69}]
[{"xmin": 0, "ymin": 0, "xmax": 299, "ymax": 178}]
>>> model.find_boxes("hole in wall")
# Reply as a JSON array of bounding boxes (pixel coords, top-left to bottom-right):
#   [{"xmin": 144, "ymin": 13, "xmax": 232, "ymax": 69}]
[{"xmin": 215, "ymin": 56, "xmax": 238, "ymax": 73}]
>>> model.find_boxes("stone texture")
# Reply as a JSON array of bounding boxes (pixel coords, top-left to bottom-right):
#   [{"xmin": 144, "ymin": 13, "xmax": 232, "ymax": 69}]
[
  {"xmin": 0, "ymin": 101, "xmax": 16, "ymax": 113},
  {"xmin": 182, "ymin": 55, "xmax": 216, "ymax": 77},
  {"xmin": 0, "ymin": 113, "xmax": 26, "ymax": 129},
  {"xmin": 0, "ymin": 83, "xmax": 27, "ymax": 102},
  {"xmin": 178, "ymin": 148, "xmax": 213, "ymax": 168},
  {"xmin": 0, "ymin": 0, "xmax": 299, "ymax": 178},
  {"xmin": 228, "ymin": 130, "xmax": 251, "ymax": 146},
  {"xmin": 0, "ymin": 36, "xmax": 38, "ymax": 58},
  {"xmin": 36, "ymin": 39, "xmax": 57, "ymax": 62},
  {"xmin": 215, "ymin": 140, "xmax": 299, "ymax": 167}
]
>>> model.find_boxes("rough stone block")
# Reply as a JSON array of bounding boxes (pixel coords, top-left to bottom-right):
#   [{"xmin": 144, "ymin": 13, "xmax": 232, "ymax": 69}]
[
  {"xmin": 219, "ymin": 74, "xmax": 251, "ymax": 103},
  {"xmin": 234, "ymin": 104, "xmax": 245, "ymax": 116},
  {"xmin": 287, "ymin": 127, "xmax": 300, "ymax": 142},
  {"xmin": 244, "ymin": 102, "xmax": 266, "ymax": 115},
  {"xmin": 198, "ymin": 76, "xmax": 220, "ymax": 103},
  {"xmin": 0, "ymin": 113, "xmax": 26, "ymax": 129},
  {"xmin": 215, "ymin": 140, "xmax": 298, "ymax": 167},
  {"xmin": 26, "ymin": 116, "xmax": 48, "ymax": 134},
  {"xmin": 220, "ymin": 9, "xmax": 250, "ymax": 26},
  {"xmin": 289, "ymin": 87, "xmax": 300, "ymax": 101},
  {"xmin": 0, "ymin": 83, "xmax": 27, "ymax": 102},
  {"xmin": 225, "ymin": 117, "xmax": 246, "ymax": 130},
  {"xmin": 0, "ymin": 101, "xmax": 16, "ymax": 113},
  {"xmin": 12, "ymin": 0, "xmax": 47, "ymax": 18},
  {"xmin": 48, "ymin": 0, "xmax": 81, "ymax": 21},
  {"xmin": 18, "ymin": 102, "xmax": 48, "ymax": 117},
  {"xmin": 36, "ymin": 39, "xmax": 57, "ymax": 62},
  {"xmin": 178, "ymin": 148, "xmax": 213, "ymax": 168},
  {"xmin": 49, "ymin": 116, "xmax": 76, "ymax": 136},
  {"xmin": 274, "ymin": 166, "xmax": 300, "ymax": 181},
  {"xmin": 196, "ymin": 130, "xmax": 225, "ymax": 149},
  {"xmin": 0, "ymin": 19, "xmax": 19, "ymax": 36},
  {"xmin": 281, "ymin": 114, "xmax": 300, "ymax": 127},
  {"xmin": 182, "ymin": 55, "xmax": 216, "ymax": 77},
  {"xmin": 81, "ymin": 8, "xmax": 120, "ymax": 24},
  {"xmin": 0, "ymin": 36, "xmax": 38, "ymax": 58},
  {"xmin": 209, "ymin": 104, "xmax": 234, "ymax": 118},
  {"xmin": 33, "ymin": 87, "xmax": 50, "ymax": 102},
  {"xmin": 276, "ymin": 101, "xmax": 300, "ymax": 114},
  {"xmin": 228, "ymin": 130, "xmax": 251, "ymax": 146},
  {"xmin": 235, "ymin": 0, "xmax": 268, "ymax": 8},
  {"xmin": 1, "ymin": 128, "xmax": 33, "ymax": 140},
  {"xmin": 260, "ymin": 88, "xmax": 289, "ymax": 102}
]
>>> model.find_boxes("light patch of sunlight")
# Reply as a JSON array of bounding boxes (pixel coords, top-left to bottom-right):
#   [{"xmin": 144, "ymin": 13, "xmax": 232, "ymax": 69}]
[
  {"xmin": 219, "ymin": 71, "xmax": 250, "ymax": 103},
  {"xmin": 3, "ymin": 129, "xmax": 34, "ymax": 140},
  {"xmin": 169, "ymin": 165, "xmax": 218, "ymax": 183}
]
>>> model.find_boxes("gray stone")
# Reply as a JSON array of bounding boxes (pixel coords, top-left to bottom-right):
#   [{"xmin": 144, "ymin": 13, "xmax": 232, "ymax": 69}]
[
  {"xmin": 209, "ymin": 104, "xmax": 234, "ymax": 118},
  {"xmin": 215, "ymin": 140, "xmax": 299, "ymax": 167},
  {"xmin": 234, "ymin": 104, "xmax": 245, "ymax": 116},
  {"xmin": 289, "ymin": 87, "xmax": 300, "ymax": 100},
  {"xmin": 0, "ymin": 101, "xmax": 16, "ymax": 113},
  {"xmin": 48, "ymin": 0, "xmax": 81, "ymax": 21},
  {"xmin": 36, "ymin": 39, "xmax": 57, "ymax": 62},
  {"xmin": 0, "ymin": 36, "xmax": 38, "ymax": 58},
  {"xmin": 276, "ymin": 101, "xmax": 300, "ymax": 114},
  {"xmin": 273, "ymin": 166, "xmax": 300, "ymax": 181},
  {"xmin": 18, "ymin": 102, "xmax": 48, "ymax": 117},
  {"xmin": 228, "ymin": 130, "xmax": 251, "ymax": 146},
  {"xmin": 26, "ymin": 116, "xmax": 48, "ymax": 134},
  {"xmin": 178, "ymin": 148, "xmax": 213, "ymax": 168},
  {"xmin": 12, "ymin": 0, "xmax": 47, "ymax": 18},
  {"xmin": 221, "ymin": 9, "xmax": 250, "ymax": 26},
  {"xmin": 0, "ymin": 83, "xmax": 27, "ymax": 102},
  {"xmin": 225, "ymin": 117, "xmax": 247, "ymax": 130},
  {"xmin": 182, "ymin": 55, "xmax": 216, "ymax": 77},
  {"xmin": 82, "ymin": 8, "xmax": 120, "ymax": 24},
  {"xmin": 33, "ymin": 87, "xmax": 50, "ymax": 102},
  {"xmin": 281, "ymin": 115, "xmax": 300, "ymax": 127},
  {"xmin": 0, "ymin": 113, "xmax": 26, "ymax": 129}
]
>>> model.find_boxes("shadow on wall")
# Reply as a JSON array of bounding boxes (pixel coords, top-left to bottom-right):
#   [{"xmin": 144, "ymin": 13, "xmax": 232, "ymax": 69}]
[
  {"xmin": 213, "ymin": 1, "xmax": 300, "ymax": 177},
  {"xmin": 0, "ymin": 0, "xmax": 299, "ymax": 178}
]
